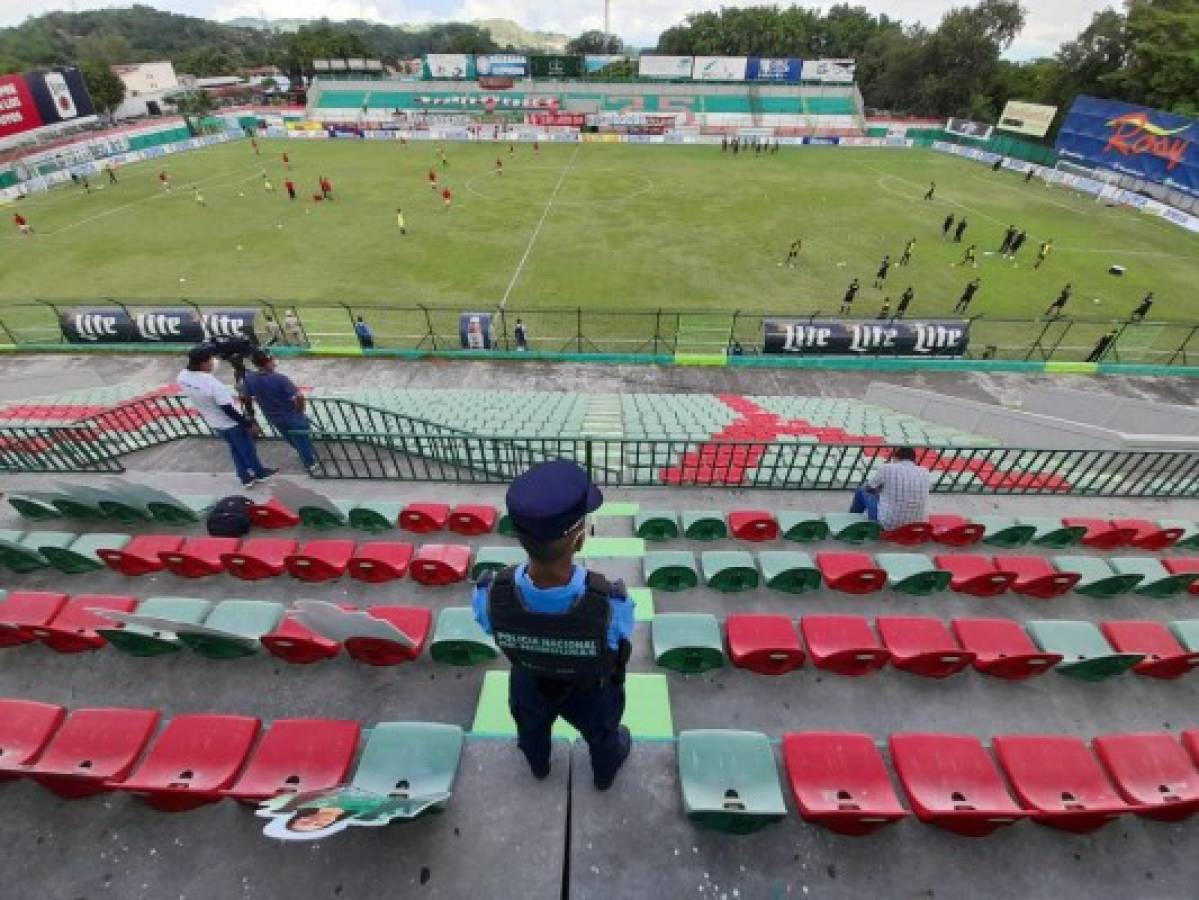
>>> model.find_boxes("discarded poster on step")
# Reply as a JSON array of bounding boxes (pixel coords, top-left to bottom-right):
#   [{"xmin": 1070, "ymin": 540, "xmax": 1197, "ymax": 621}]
[{"xmin": 257, "ymin": 786, "xmax": 451, "ymax": 841}]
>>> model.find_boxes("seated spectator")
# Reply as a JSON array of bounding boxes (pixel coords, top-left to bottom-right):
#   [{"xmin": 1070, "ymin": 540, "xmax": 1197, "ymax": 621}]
[{"xmin": 849, "ymin": 446, "xmax": 929, "ymax": 529}]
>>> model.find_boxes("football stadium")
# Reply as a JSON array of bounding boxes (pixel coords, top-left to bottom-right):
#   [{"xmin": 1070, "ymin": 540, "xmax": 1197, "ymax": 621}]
[{"xmin": 1, "ymin": 4, "xmax": 1199, "ymax": 897}]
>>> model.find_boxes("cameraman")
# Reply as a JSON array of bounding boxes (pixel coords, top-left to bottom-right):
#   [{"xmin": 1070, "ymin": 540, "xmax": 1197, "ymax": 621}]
[
  {"xmin": 241, "ymin": 348, "xmax": 319, "ymax": 475},
  {"xmin": 178, "ymin": 345, "xmax": 276, "ymax": 489}
]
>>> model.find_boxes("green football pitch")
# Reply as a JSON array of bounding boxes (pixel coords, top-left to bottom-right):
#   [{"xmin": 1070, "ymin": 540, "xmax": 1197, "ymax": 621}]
[{"xmin": 1, "ymin": 138, "xmax": 1196, "ymax": 354}]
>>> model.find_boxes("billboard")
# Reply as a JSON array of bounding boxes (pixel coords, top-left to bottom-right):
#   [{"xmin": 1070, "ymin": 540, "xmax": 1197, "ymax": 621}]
[
  {"xmin": 746, "ymin": 58, "xmax": 802, "ymax": 82},
  {"xmin": 946, "ymin": 118, "xmax": 994, "ymax": 140},
  {"xmin": 637, "ymin": 56, "xmax": 693, "ymax": 78},
  {"xmin": 997, "ymin": 100, "xmax": 1058, "ymax": 137},
  {"xmin": 529, "ymin": 55, "xmax": 583, "ymax": 78},
  {"xmin": 476, "ymin": 54, "xmax": 528, "ymax": 77},
  {"xmin": 801, "ymin": 59, "xmax": 856, "ymax": 83},
  {"xmin": 585, "ymin": 55, "xmax": 626, "ymax": 75},
  {"xmin": 763, "ymin": 319, "xmax": 969, "ymax": 357},
  {"xmin": 1056, "ymin": 96, "xmax": 1199, "ymax": 198},
  {"xmin": 60, "ymin": 307, "xmax": 258, "ymax": 344},
  {"xmin": 422, "ymin": 54, "xmax": 475, "ymax": 79},
  {"xmin": 0, "ymin": 74, "xmax": 42, "ymax": 139},
  {"xmin": 691, "ymin": 56, "xmax": 748, "ymax": 81}
]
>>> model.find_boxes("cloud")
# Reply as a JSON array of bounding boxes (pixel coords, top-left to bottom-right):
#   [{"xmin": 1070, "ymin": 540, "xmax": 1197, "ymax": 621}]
[{"xmin": 212, "ymin": 0, "xmax": 385, "ymax": 21}]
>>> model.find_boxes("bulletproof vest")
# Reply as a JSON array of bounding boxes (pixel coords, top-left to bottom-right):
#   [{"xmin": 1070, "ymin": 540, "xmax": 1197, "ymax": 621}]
[{"xmin": 486, "ymin": 566, "xmax": 617, "ymax": 685}]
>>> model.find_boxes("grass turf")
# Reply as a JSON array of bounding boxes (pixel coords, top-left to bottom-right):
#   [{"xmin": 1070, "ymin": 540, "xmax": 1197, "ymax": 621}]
[{"xmin": 1, "ymin": 138, "xmax": 1196, "ymax": 358}]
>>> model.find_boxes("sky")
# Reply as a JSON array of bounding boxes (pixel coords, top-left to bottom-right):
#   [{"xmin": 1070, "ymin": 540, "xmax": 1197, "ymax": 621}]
[{"xmin": 0, "ymin": 0, "xmax": 1116, "ymax": 59}]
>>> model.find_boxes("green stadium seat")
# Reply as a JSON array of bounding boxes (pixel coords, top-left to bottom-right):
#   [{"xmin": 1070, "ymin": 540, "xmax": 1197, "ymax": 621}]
[
  {"xmin": 470, "ymin": 547, "xmax": 526, "ymax": 581},
  {"xmin": 147, "ymin": 495, "xmax": 216, "ymax": 525},
  {"xmin": 1055, "ymin": 556, "xmax": 1143, "ymax": 598},
  {"xmin": 643, "ymin": 551, "xmax": 699, "ymax": 592},
  {"xmin": 677, "ymin": 730, "xmax": 787, "ymax": 834},
  {"xmin": 652, "ymin": 613, "xmax": 725, "ymax": 673},
  {"xmin": 823, "ymin": 513, "xmax": 881, "ymax": 544},
  {"xmin": 1017, "ymin": 517, "xmax": 1086, "ymax": 549},
  {"xmin": 635, "ymin": 511, "xmax": 680, "ymax": 542},
  {"xmin": 497, "ymin": 514, "xmax": 518, "ymax": 537},
  {"xmin": 1168, "ymin": 620, "xmax": 1199, "ymax": 653},
  {"xmin": 1159, "ymin": 520, "xmax": 1199, "ymax": 550},
  {"xmin": 98, "ymin": 597, "xmax": 214, "ymax": 657},
  {"xmin": 757, "ymin": 550, "xmax": 821, "ymax": 594},
  {"xmin": 1110, "ymin": 557, "xmax": 1199, "ymax": 598},
  {"xmin": 96, "ymin": 494, "xmax": 153, "ymax": 525},
  {"xmin": 682, "ymin": 511, "xmax": 728, "ymax": 541},
  {"xmin": 177, "ymin": 600, "xmax": 285, "ymax": 660},
  {"xmin": 349, "ymin": 723, "xmax": 464, "ymax": 820},
  {"xmin": 1026, "ymin": 620, "xmax": 1144, "ymax": 682},
  {"xmin": 776, "ymin": 512, "xmax": 830, "ymax": 543},
  {"xmin": 430, "ymin": 607, "xmax": 498, "ymax": 666},
  {"xmin": 348, "ymin": 502, "xmax": 404, "ymax": 533},
  {"xmin": 0, "ymin": 532, "xmax": 51, "ymax": 573},
  {"xmin": 48, "ymin": 491, "xmax": 105, "ymax": 521},
  {"xmin": 7, "ymin": 494, "xmax": 61, "ymax": 521},
  {"xmin": 299, "ymin": 501, "xmax": 350, "ymax": 531},
  {"xmin": 875, "ymin": 553, "xmax": 951, "ymax": 595},
  {"xmin": 41, "ymin": 533, "xmax": 129, "ymax": 575},
  {"xmin": 701, "ymin": 551, "xmax": 759, "ymax": 593},
  {"xmin": 973, "ymin": 516, "xmax": 1036, "ymax": 549}
]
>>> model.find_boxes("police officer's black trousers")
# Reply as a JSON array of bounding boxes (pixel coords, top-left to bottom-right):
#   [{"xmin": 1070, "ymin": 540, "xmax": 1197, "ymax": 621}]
[{"xmin": 509, "ymin": 667, "xmax": 626, "ymax": 782}]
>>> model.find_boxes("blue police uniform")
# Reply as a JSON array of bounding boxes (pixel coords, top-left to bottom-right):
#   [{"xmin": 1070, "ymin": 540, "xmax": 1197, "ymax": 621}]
[{"xmin": 472, "ymin": 461, "xmax": 635, "ymax": 790}]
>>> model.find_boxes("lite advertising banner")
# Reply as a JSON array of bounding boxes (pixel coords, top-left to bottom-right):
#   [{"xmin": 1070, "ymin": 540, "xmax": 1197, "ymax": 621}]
[
  {"xmin": 691, "ymin": 56, "xmax": 748, "ymax": 81},
  {"xmin": 997, "ymin": 100, "xmax": 1057, "ymax": 137},
  {"xmin": 801, "ymin": 59, "xmax": 856, "ymax": 83},
  {"xmin": 422, "ymin": 55, "xmax": 475, "ymax": 79},
  {"xmin": 61, "ymin": 307, "xmax": 258, "ymax": 344},
  {"xmin": 637, "ymin": 56, "xmax": 693, "ymax": 78},
  {"xmin": 529, "ymin": 55, "xmax": 583, "ymax": 78},
  {"xmin": 1056, "ymin": 96, "xmax": 1199, "ymax": 198},
  {"xmin": 746, "ymin": 58, "xmax": 802, "ymax": 82},
  {"xmin": 476, "ymin": 55, "xmax": 528, "ymax": 77},
  {"xmin": 0, "ymin": 73, "xmax": 43, "ymax": 138},
  {"xmin": 945, "ymin": 118, "xmax": 994, "ymax": 140},
  {"xmin": 763, "ymin": 320, "xmax": 970, "ymax": 357}
]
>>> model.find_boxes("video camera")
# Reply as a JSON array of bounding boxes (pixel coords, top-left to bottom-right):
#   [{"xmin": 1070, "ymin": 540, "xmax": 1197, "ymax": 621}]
[{"xmin": 198, "ymin": 335, "xmax": 258, "ymax": 379}]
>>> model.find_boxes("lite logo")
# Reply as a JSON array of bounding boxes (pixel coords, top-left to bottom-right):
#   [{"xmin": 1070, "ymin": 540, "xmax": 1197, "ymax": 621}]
[
  {"xmin": 202, "ymin": 313, "xmax": 248, "ymax": 340},
  {"xmin": 71, "ymin": 313, "xmax": 119, "ymax": 341},
  {"xmin": 1104, "ymin": 112, "xmax": 1191, "ymax": 171},
  {"xmin": 136, "ymin": 312, "xmax": 183, "ymax": 341},
  {"xmin": 847, "ymin": 323, "xmax": 966, "ymax": 354}
]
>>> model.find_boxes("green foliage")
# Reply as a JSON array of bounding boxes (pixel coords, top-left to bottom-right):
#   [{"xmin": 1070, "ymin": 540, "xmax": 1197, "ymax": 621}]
[
  {"xmin": 566, "ymin": 31, "xmax": 625, "ymax": 56},
  {"xmin": 80, "ymin": 59, "xmax": 126, "ymax": 115}
]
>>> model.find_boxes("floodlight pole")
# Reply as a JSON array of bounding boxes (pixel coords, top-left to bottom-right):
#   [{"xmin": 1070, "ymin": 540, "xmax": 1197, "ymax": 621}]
[{"xmin": 604, "ymin": 0, "xmax": 611, "ymax": 40}]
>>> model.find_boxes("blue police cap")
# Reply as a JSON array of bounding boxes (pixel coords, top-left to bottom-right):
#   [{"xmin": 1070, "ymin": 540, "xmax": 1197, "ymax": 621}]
[{"xmin": 506, "ymin": 461, "xmax": 604, "ymax": 541}]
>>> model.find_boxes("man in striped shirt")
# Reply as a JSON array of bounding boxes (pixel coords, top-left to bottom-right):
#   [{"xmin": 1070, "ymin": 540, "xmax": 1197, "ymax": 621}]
[{"xmin": 850, "ymin": 447, "xmax": 930, "ymax": 530}]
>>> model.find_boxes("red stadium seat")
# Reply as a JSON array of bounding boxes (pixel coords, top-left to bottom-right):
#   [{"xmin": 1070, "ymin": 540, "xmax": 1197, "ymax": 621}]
[
  {"xmin": 284, "ymin": 539, "xmax": 356, "ymax": 583},
  {"xmin": 1099, "ymin": 621, "xmax": 1199, "ymax": 680},
  {"xmin": 781, "ymin": 732, "xmax": 908, "ymax": 835},
  {"xmin": 98, "ymin": 535, "xmax": 184, "ymax": 576},
  {"xmin": 1062, "ymin": 518, "xmax": 1137, "ymax": 550},
  {"xmin": 1113, "ymin": 519, "xmax": 1185, "ymax": 551},
  {"xmin": 343, "ymin": 606, "xmax": 432, "ymax": 666},
  {"xmin": 21, "ymin": 707, "xmax": 161, "ymax": 798},
  {"xmin": 889, "ymin": 733, "xmax": 1025, "ymax": 837},
  {"xmin": 928, "ymin": 514, "xmax": 985, "ymax": 547},
  {"xmin": 876, "ymin": 617, "xmax": 975, "ymax": 679},
  {"xmin": 1001, "ymin": 555, "xmax": 1082, "ymax": 599},
  {"xmin": 159, "ymin": 537, "xmax": 242, "ymax": 578},
  {"xmin": 260, "ymin": 610, "xmax": 343, "ymax": 664},
  {"xmin": 880, "ymin": 522, "xmax": 933, "ymax": 546},
  {"xmin": 112, "ymin": 714, "xmax": 261, "ymax": 812},
  {"xmin": 934, "ymin": 555, "xmax": 1016, "ymax": 597},
  {"xmin": 222, "ymin": 718, "xmax": 360, "ymax": 803},
  {"xmin": 992, "ymin": 734, "xmax": 1130, "ymax": 833},
  {"xmin": 249, "ymin": 498, "xmax": 301, "ymax": 529},
  {"xmin": 0, "ymin": 591, "xmax": 69, "ymax": 646},
  {"xmin": 728, "ymin": 511, "xmax": 779, "ymax": 542},
  {"xmin": 1093, "ymin": 732, "xmax": 1199, "ymax": 822},
  {"xmin": 399, "ymin": 502, "xmax": 450, "ymax": 534},
  {"xmin": 815, "ymin": 552, "xmax": 886, "ymax": 594},
  {"xmin": 799, "ymin": 616, "xmax": 889, "ymax": 677},
  {"xmin": 725, "ymin": 614, "xmax": 805, "ymax": 676},
  {"xmin": 448, "ymin": 504, "xmax": 497, "ymax": 536},
  {"xmin": 1162, "ymin": 559, "xmax": 1199, "ymax": 595},
  {"xmin": 409, "ymin": 544, "xmax": 471, "ymax": 586},
  {"xmin": 220, "ymin": 538, "xmax": 299, "ymax": 581},
  {"xmin": 950, "ymin": 618, "xmax": 1063, "ymax": 680},
  {"xmin": 347, "ymin": 542, "xmax": 414, "ymax": 584},
  {"xmin": 27, "ymin": 595, "xmax": 137, "ymax": 653},
  {"xmin": 0, "ymin": 700, "xmax": 66, "ymax": 774}
]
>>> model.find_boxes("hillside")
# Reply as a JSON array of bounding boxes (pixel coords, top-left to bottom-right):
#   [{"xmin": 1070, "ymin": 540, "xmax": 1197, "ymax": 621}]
[{"xmin": 224, "ymin": 16, "xmax": 570, "ymax": 52}]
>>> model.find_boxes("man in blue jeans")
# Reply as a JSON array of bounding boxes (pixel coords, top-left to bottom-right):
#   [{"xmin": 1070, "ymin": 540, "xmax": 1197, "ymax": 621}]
[
  {"xmin": 850, "ymin": 446, "xmax": 930, "ymax": 531},
  {"xmin": 177, "ymin": 346, "xmax": 275, "ymax": 488},
  {"xmin": 242, "ymin": 348, "xmax": 319, "ymax": 475}
]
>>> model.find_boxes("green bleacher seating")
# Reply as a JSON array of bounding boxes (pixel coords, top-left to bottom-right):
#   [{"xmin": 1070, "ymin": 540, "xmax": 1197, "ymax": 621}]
[
  {"xmin": 1055, "ymin": 556, "xmax": 1143, "ymax": 599},
  {"xmin": 348, "ymin": 502, "xmax": 404, "ymax": 533},
  {"xmin": 1159, "ymin": 520, "xmax": 1199, "ymax": 550},
  {"xmin": 757, "ymin": 551, "xmax": 821, "ymax": 594},
  {"xmin": 430, "ymin": 607, "xmax": 498, "ymax": 666},
  {"xmin": 823, "ymin": 514, "xmax": 881, "ymax": 544},
  {"xmin": 652, "ymin": 614, "xmax": 725, "ymax": 673},
  {"xmin": 1168, "ymin": 621, "xmax": 1199, "ymax": 652},
  {"xmin": 1018, "ymin": 518, "xmax": 1087, "ymax": 549},
  {"xmin": 1026, "ymin": 621, "xmax": 1144, "ymax": 682},
  {"xmin": 635, "ymin": 511, "xmax": 680, "ymax": 542},
  {"xmin": 177, "ymin": 601, "xmax": 285, "ymax": 660},
  {"xmin": 147, "ymin": 495, "xmax": 216, "ymax": 525},
  {"xmin": 701, "ymin": 551, "xmax": 759, "ymax": 593},
  {"xmin": 349, "ymin": 722, "xmax": 464, "ymax": 820},
  {"xmin": 644, "ymin": 551, "xmax": 699, "ymax": 592},
  {"xmin": 98, "ymin": 597, "xmax": 214, "ymax": 657},
  {"xmin": 1110, "ymin": 558, "xmax": 1199, "ymax": 598},
  {"xmin": 777, "ymin": 512, "xmax": 830, "ymax": 543},
  {"xmin": 677, "ymin": 730, "xmax": 787, "ymax": 834},
  {"xmin": 7, "ymin": 495, "xmax": 61, "ymax": 521},
  {"xmin": 0, "ymin": 532, "xmax": 51, "ymax": 573},
  {"xmin": 470, "ymin": 547, "xmax": 526, "ymax": 581},
  {"xmin": 682, "ymin": 511, "xmax": 727, "ymax": 542},
  {"xmin": 41, "ymin": 533, "xmax": 129, "ymax": 575},
  {"xmin": 974, "ymin": 516, "xmax": 1036, "ymax": 549},
  {"xmin": 876, "ymin": 553, "xmax": 951, "ymax": 596}
]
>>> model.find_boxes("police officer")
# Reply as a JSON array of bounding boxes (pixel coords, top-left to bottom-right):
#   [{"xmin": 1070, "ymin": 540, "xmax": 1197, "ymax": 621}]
[{"xmin": 473, "ymin": 461, "xmax": 634, "ymax": 790}]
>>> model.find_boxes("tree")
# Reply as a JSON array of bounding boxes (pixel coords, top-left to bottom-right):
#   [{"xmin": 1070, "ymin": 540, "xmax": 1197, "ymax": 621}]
[
  {"xmin": 1115, "ymin": 0, "xmax": 1199, "ymax": 116},
  {"xmin": 566, "ymin": 30, "xmax": 624, "ymax": 55},
  {"xmin": 80, "ymin": 59, "xmax": 126, "ymax": 118}
]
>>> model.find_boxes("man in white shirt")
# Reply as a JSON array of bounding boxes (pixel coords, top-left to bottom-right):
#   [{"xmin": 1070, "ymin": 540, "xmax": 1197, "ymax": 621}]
[
  {"xmin": 177, "ymin": 345, "xmax": 276, "ymax": 488},
  {"xmin": 850, "ymin": 447, "xmax": 930, "ymax": 530}
]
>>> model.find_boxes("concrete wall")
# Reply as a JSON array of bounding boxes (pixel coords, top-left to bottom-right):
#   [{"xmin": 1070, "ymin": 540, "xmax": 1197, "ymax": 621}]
[
  {"xmin": 865, "ymin": 383, "xmax": 1199, "ymax": 451},
  {"xmin": 1021, "ymin": 385, "xmax": 1199, "ymax": 437}
]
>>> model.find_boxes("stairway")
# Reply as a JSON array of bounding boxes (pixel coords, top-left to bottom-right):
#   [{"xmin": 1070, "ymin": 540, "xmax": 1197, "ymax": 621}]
[
  {"xmin": 580, "ymin": 394, "xmax": 623, "ymax": 475},
  {"xmin": 673, "ymin": 314, "xmax": 735, "ymax": 365}
]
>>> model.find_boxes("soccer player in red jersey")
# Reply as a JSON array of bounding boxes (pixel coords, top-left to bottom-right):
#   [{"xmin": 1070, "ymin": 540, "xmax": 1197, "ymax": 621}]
[{"xmin": 442, "ymin": 186, "xmax": 453, "ymax": 209}]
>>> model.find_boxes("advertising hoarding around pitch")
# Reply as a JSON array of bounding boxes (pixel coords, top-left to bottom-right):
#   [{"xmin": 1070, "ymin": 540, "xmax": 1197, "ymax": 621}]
[
  {"xmin": 746, "ymin": 58, "xmax": 802, "ymax": 82},
  {"xmin": 945, "ymin": 117, "xmax": 994, "ymax": 140},
  {"xmin": 691, "ymin": 56, "xmax": 748, "ymax": 81},
  {"xmin": 637, "ymin": 56, "xmax": 693, "ymax": 78},
  {"xmin": 800, "ymin": 59, "xmax": 856, "ymax": 83},
  {"xmin": 422, "ymin": 54, "xmax": 475, "ymax": 79},
  {"xmin": 763, "ymin": 319, "xmax": 969, "ymax": 357},
  {"xmin": 0, "ymin": 68, "xmax": 94, "ymax": 140},
  {"xmin": 997, "ymin": 100, "xmax": 1058, "ymax": 137},
  {"xmin": 1056, "ymin": 96, "xmax": 1199, "ymax": 198},
  {"xmin": 529, "ymin": 55, "xmax": 584, "ymax": 78},
  {"xmin": 476, "ymin": 55, "xmax": 528, "ymax": 77},
  {"xmin": 60, "ymin": 307, "xmax": 258, "ymax": 344},
  {"xmin": 0, "ymin": 73, "xmax": 42, "ymax": 138}
]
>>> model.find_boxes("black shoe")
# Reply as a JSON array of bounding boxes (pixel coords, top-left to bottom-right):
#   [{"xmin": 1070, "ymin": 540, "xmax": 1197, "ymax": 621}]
[
  {"xmin": 256, "ymin": 468, "xmax": 278, "ymax": 482},
  {"xmin": 594, "ymin": 726, "xmax": 632, "ymax": 791}
]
